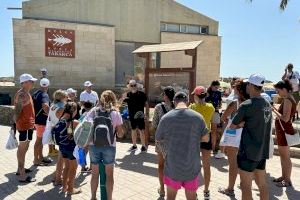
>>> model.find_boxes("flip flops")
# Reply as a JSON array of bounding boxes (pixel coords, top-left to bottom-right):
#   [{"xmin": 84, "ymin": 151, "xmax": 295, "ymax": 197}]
[
  {"xmin": 15, "ymin": 168, "xmax": 32, "ymax": 176},
  {"xmin": 42, "ymin": 158, "xmax": 52, "ymax": 164},
  {"xmin": 218, "ymin": 187, "xmax": 235, "ymax": 197},
  {"xmin": 276, "ymin": 180, "xmax": 293, "ymax": 187},
  {"xmin": 67, "ymin": 188, "xmax": 82, "ymax": 196},
  {"xmin": 273, "ymin": 177, "xmax": 284, "ymax": 182},
  {"xmin": 19, "ymin": 176, "xmax": 36, "ymax": 183}
]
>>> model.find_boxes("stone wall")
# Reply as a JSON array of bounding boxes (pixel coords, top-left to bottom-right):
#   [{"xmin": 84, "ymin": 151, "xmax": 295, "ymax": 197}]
[
  {"xmin": 160, "ymin": 32, "xmax": 221, "ymax": 87},
  {"xmin": 13, "ymin": 19, "xmax": 115, "ymax": 89}
]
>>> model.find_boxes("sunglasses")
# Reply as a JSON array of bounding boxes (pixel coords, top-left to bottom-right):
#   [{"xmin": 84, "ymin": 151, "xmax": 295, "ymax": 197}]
[{"xmin": 130, "ymin": 84, "xmax": 137, "ymax": 87}]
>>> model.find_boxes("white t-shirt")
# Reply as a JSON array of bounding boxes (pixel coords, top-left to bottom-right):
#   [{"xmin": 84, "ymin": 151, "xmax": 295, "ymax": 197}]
[
  {"xmin": 80, "ymin": 90, "xmax": 99, "ymax": 106},
  {"xmin": 286, "ymin": 71, "xmax": 300, "ymax": 92}
]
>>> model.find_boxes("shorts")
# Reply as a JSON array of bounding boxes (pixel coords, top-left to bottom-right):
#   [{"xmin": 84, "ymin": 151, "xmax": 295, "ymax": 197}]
[
  {"xmin": 89, "ymin": 145, "xmax": 116, "ymax": 165},
  {"xmin": 18, "ymin": 129, "xmax": 34, "ymax": 142},
  {"xmin": 237, "ymin": 154, "xmax": 266, "ymax": 172},
  {"xmin": 61, "ymin": 149, "xmax": 76, "ymax": 160},
  {"xmin": 212, "ymin": 112, "xmax": 221, "ymax": 124},
  {"xmin": 35, "ymin": 124, "xmax": 45, "ymax": 138},
  {"xmin": 163, "ymin": 175, "xmax": 199, "ymax": 192},
  {"xmin": 130, "ymin": 118, "xmax": 145, "ymax": 130},
  {"xmin": 200, "ymin": 133, "xmax": 212, "ymax": 151}
]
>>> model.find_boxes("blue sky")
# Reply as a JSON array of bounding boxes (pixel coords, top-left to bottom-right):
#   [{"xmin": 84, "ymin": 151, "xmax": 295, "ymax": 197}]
[{"xmin": 0, "ymin": 0, "xmax": 300, "ymax": 82}]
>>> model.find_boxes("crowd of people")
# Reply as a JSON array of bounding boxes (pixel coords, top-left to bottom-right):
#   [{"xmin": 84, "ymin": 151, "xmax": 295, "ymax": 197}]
[{"xmin": 10, "ymin": 63, "xmax": 299, "ymax": 200}]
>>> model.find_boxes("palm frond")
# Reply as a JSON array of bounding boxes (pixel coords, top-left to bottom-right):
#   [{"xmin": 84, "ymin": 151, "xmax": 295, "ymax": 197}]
[{"xmin": 280, "ymin": 0, "xmax": 289, "ymax": 10}]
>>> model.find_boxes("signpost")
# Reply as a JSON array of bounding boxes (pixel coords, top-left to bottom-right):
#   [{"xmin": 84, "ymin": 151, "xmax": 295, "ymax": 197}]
[{"xmin": 99, "ymin": 163, "xmax": 107, "ymax": 200}]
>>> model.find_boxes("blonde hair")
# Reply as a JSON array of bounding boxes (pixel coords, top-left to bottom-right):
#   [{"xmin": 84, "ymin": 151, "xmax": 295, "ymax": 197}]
[
  {"xmin": 53, "ymin": 89, "xmax": 68, "ymax": 103},
  {"xmin": 100, "ymin": 90, "xmax": 118, "ymax": 111}
]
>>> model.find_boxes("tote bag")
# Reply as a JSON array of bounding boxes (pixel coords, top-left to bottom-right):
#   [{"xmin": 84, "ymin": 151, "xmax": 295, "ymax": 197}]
[
  {"xmin": 220, "ymin": 120, "xmax": 243, "ymax": 148},
  {"xmin": 278, "ymin": 119, "xmax": 300, "ymax": 147}
]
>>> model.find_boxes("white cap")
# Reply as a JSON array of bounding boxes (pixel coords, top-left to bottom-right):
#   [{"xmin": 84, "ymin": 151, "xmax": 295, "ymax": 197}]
[
  {"xmin": 20, "ymin": 73, "xmax": 38, "ymax": 84},
  {"xmin": 40, "ymin": 68, "xmax": 47, "ymax": 72},
  {"xmin": 40, "ymin": 78, "xmax": 50, "ymax": 87},
  {"xmin": 84, "ymin": 81, "xmax": 93, "ymax": 87},
  {"xmin": 129, "ymin": 80, "xmax": 136, "ymax": 85},
  {"xmin": 244, "ymin": 74, "xmax": 265, "ymax": 87},
  {"xmin": 67, "ymin": 88, "xmax": 77, "ymax": 94}
]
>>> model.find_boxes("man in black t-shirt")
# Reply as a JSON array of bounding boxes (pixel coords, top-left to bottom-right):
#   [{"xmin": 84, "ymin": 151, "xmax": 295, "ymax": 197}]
[
  {"xmin": 32, "ymin": 78, "xmax": 52, "ymax": 166},
  {"xmin": 206, "ymin": 80, "xmax": 223, "ymax": 156},
  {"xmin": 123, "ymin": 80, "xmax": 148, "ymax": 152},
  {"xmin": 230, "ymin": 74, "xmax": 271, "ymax": 200}
]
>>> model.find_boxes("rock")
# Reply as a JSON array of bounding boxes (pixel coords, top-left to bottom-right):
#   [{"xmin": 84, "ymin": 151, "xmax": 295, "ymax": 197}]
[{"xmin": 0, "ymin": 106, "xmax": 14, "ymax": 126}]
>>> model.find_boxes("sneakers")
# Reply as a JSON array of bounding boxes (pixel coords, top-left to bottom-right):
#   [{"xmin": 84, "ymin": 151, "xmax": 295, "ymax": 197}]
[
  {"xmin": 141, "ymin": 146, "xmax": 147, "ymax": 152},
  {"xmin": 214, "ymin": 150, "xmax": 226, "ymax": 159},
  {"xmin": 204, "ymin": 190, "xmax": 210, "ymax": 200},
  {"xmin": 128, "ymin": 145, "xmax": 138, "ymax": 152}
]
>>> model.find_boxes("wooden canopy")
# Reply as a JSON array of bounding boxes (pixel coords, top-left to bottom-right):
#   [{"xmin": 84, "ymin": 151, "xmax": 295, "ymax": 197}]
[{"xmin": 133, "ymin": 40, "xmax": 202, "ymax": 54}]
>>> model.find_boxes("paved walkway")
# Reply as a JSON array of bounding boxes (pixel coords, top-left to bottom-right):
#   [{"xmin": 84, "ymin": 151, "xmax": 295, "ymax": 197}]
[{"xmin": 0, "ymin": 125, "xmax": 300, "ymax": 200}]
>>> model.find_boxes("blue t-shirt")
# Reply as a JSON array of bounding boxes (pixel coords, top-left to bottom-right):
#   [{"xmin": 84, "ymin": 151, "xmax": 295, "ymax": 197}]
[
  {"xmin": 32, "ymin": 90, "xmax": 50, "ymax": 125},
  {"xmin": 52, "ymin": 119, "xmax": 76, "ymax": 152}
]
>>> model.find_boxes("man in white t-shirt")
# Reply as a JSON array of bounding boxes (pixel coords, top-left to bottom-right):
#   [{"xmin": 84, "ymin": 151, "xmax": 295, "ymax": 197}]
[
  {"xmin": 80, "ymin": 81, "xmax": 99, "ymax": 107},
  {"xmin": 282, "ymin": 63, "xmax": 300, "ymax": 103}
]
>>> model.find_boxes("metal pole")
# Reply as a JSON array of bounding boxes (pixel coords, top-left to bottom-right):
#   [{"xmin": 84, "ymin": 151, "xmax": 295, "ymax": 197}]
[{"xmin": 99, "ymin": 163, "xmax": 107, "ymax": 200}]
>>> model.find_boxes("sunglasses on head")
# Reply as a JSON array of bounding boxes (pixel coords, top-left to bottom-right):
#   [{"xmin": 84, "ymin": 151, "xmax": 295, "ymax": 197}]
[{"xmin": 130, "ymin": 84, "xmax": 137, "ymax": 87}]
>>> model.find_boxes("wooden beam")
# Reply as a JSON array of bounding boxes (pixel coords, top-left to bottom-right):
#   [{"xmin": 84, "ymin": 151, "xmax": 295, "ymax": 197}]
[{"xmin": 185, "ymin": 49, "xmax": 196, "ymax": 57}]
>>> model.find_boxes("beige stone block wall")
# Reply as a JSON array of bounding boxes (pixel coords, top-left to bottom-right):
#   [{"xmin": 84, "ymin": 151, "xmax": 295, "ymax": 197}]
[
  {"xmin": 13, "ymin": 18, "xmax": 115, "ymax": 89},
  {"xmin": 160, "ymin": 32, "xmax": 221, "ymax": 87}
]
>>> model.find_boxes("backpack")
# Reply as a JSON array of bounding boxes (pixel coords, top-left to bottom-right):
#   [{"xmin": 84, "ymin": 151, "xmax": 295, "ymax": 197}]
[
  {"xmin": 32, "ymin": 90, "xmax": 44, "ymax": 118},
  {"xmin": 93, "ymin": 108, "xmax": 114, "ymax": 147}
]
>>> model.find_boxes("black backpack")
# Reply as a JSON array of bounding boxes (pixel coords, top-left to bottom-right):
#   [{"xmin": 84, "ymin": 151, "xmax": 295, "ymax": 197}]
[{"xmin": 93, "ymin": 108, "xmax": 114, "ymax": 147}]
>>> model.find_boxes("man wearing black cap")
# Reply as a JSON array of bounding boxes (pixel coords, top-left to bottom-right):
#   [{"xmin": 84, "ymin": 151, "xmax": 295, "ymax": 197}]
[
  {"xmin": 156, "ymin": 91, "xmax": 209, "ymax": 200},
  {"xmin": 152, "ymin": 86, "xmax": 175, "ymax": 198}
]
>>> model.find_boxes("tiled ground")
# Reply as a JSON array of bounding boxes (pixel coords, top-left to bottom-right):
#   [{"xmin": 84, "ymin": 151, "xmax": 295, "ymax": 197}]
[{"xmin": 0, "ymin": 125, "xmax": 299, "ymax": 200}]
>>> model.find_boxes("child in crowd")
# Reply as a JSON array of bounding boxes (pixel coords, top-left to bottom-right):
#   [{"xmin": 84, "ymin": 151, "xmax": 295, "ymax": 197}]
[{"xmin": 52, "ymin": 102, "xmax": 81, "ymax": 195}]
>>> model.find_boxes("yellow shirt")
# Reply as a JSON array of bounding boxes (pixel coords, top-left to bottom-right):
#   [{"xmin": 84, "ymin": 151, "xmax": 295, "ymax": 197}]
[{"xmin": 189, "ymin": 103, "xmax": 215, "ymax": 130}]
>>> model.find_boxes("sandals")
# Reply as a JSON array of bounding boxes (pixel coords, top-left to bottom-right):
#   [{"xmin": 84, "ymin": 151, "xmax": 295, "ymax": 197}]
[
  {"xmin": 276, "ymin": 180, "xmax": 293, "ymax": 187},
  {"xmin": 34, "ymin": 162, "xmax": 48, "ymax": 167},
  {"xmin": 273, "ymin": 177, "xmax": 284, "ymax": 183},
  {"xmin": 218, "ymin": 187, "xmax": 235, "ymax": 197},
  {"xmin": 67, "ymin": 188, "xmax": 82, "ymax": 196},
  {"xmin": 157, "ymin": 188, "xmax": 165, "ymax": 197},
  {"xmin": 16, "ymin": 168, "xmax": 32, "ymax": 176},
  {"xmin": 19, "ymin": 176, "xmax": 36, "ymax": 183},
  {"xmin": 42, "ymin": 158, "xmax": 52, "ymax": 164}
]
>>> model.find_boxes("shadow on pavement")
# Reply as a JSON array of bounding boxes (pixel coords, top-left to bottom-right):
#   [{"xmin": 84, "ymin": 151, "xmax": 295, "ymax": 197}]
[
  {"xmin": 115, "ymin": 151, "xmax": 157, "ymax": 177},
  {"xmin": 27, "ymin": 187, "xmax": 69, "ymax": 200},
  {"xmin": 209, "ymin": 157, "xmax": 229, "ymax": 173}
]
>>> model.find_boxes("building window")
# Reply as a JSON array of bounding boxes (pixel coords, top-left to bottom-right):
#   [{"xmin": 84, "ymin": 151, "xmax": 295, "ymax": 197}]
[
  {"xmin": 200, "ymin": 26, "xmax": 208, "ymax": 34},
  {"xmin": 187, "ymin": 25, "xmax": 200, "ymax": 34},
  {"xmin": 160, "ymin": 23, "xmax": 209, "ymax": 35},
  {"xmin": 180, "ymin": 25, "xmax": 187, "ymax": 33},
  {"xmin": 167, "ymin": 23, "xmax": 180, "ymax": 32},
  {"xmin": 161, "ymin": 23, "xmax": 167, "ymax": 31}
]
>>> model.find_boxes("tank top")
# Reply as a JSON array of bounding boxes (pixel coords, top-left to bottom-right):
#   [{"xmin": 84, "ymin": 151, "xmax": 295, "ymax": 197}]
[
  {"xmin": 14, "ymin": 89, "xmax": 35, "ymax": 131},
  {"xmin": 275, "ymin": 97, "xmax": 297, "ymax": 135},
  {"xmin": 48, "ymin": 102, "xmax": 65, "ymax": 127}
]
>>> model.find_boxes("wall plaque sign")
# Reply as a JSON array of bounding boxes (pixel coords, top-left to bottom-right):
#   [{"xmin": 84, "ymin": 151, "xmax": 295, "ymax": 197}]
[{"xmin": 45, "ymin": 28, "xmax": 75, "ymax": 58}]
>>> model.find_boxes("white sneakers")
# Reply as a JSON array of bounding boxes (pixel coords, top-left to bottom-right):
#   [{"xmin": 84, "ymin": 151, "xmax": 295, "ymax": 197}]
[{"xmin": 214, "ymin": 150, "xmax": 226, "ymax": 159}]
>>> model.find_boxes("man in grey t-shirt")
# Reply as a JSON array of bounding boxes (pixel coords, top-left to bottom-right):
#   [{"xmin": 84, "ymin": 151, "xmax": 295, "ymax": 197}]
[
  {"xmin": 156, "ymin": 91, "xmax": 209, "ymax": 200},
  {"xmin": 230, "ymin": 74, "xmax": 271, "ymax": 200}
]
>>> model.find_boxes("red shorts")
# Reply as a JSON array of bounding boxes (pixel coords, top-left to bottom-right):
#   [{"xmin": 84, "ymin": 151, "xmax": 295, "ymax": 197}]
[
  {"xmin": 163, "ymin": 175, "xmax": 199, "ymax": 192},
  {"xmin": 35, "ymin": 124, "xmax": 46, "ymax": 138}
]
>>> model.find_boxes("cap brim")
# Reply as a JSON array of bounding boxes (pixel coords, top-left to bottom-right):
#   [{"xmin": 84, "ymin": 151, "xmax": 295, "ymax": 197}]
[
  {"xmin": 31, "ymin": 78, "xmax": 38, "ymax": 82},
  {"xmin": 243, "ymin": 79, "xmax": 249, "ymax": 83}
]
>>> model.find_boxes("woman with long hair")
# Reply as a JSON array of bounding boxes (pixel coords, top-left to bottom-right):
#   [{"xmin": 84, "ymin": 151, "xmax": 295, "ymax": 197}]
[
  {"xmin": 272, "ymin": 80, "xmax": 296, "ymax": 187},
  {"xmin": 218, "ymin": 79, "xmax": 250, "ymax": 197},
  {"xmin": 86, "ymin": 90, "xmax": 124, "ymax": 200},
  {"xmin": 152, "ymin": 86, "xmax": 175, "ymax": 198}
]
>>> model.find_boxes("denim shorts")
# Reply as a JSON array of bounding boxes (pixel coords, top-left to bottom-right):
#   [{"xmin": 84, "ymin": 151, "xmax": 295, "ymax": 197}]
[{"xmin": 89, "ymin": 145, "xmax": 116, "ymax": 165}]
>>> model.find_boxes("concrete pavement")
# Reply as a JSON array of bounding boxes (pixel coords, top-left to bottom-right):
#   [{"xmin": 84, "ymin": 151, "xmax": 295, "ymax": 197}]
[{"xmin": 0, "ymin": 125, "xmax": 299, "ymax": 200}]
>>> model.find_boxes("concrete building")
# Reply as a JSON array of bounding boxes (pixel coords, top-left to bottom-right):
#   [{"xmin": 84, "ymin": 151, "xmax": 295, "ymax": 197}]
[{"xmin": 13, "ymin": 0, "xmax": 221, "ymax": 89}]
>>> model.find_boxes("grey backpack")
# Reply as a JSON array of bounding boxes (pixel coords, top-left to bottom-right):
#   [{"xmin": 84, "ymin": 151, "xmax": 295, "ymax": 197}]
[{"xmin": 93, "ymin": 108, "xmax": 114, "ymax": 147}]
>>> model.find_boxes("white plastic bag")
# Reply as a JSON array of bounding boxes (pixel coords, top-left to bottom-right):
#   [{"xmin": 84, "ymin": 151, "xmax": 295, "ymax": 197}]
[
  {"xmin": 220, "ymin": 120, "xmax": 242, "ymax": 148},
  {"xmin": 6, "ymin": 128, "xmax": 18, "ymax": 150},
  {"xmin": 42, "ymin": 119, "xmax": 55, "ymax": 145}
]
